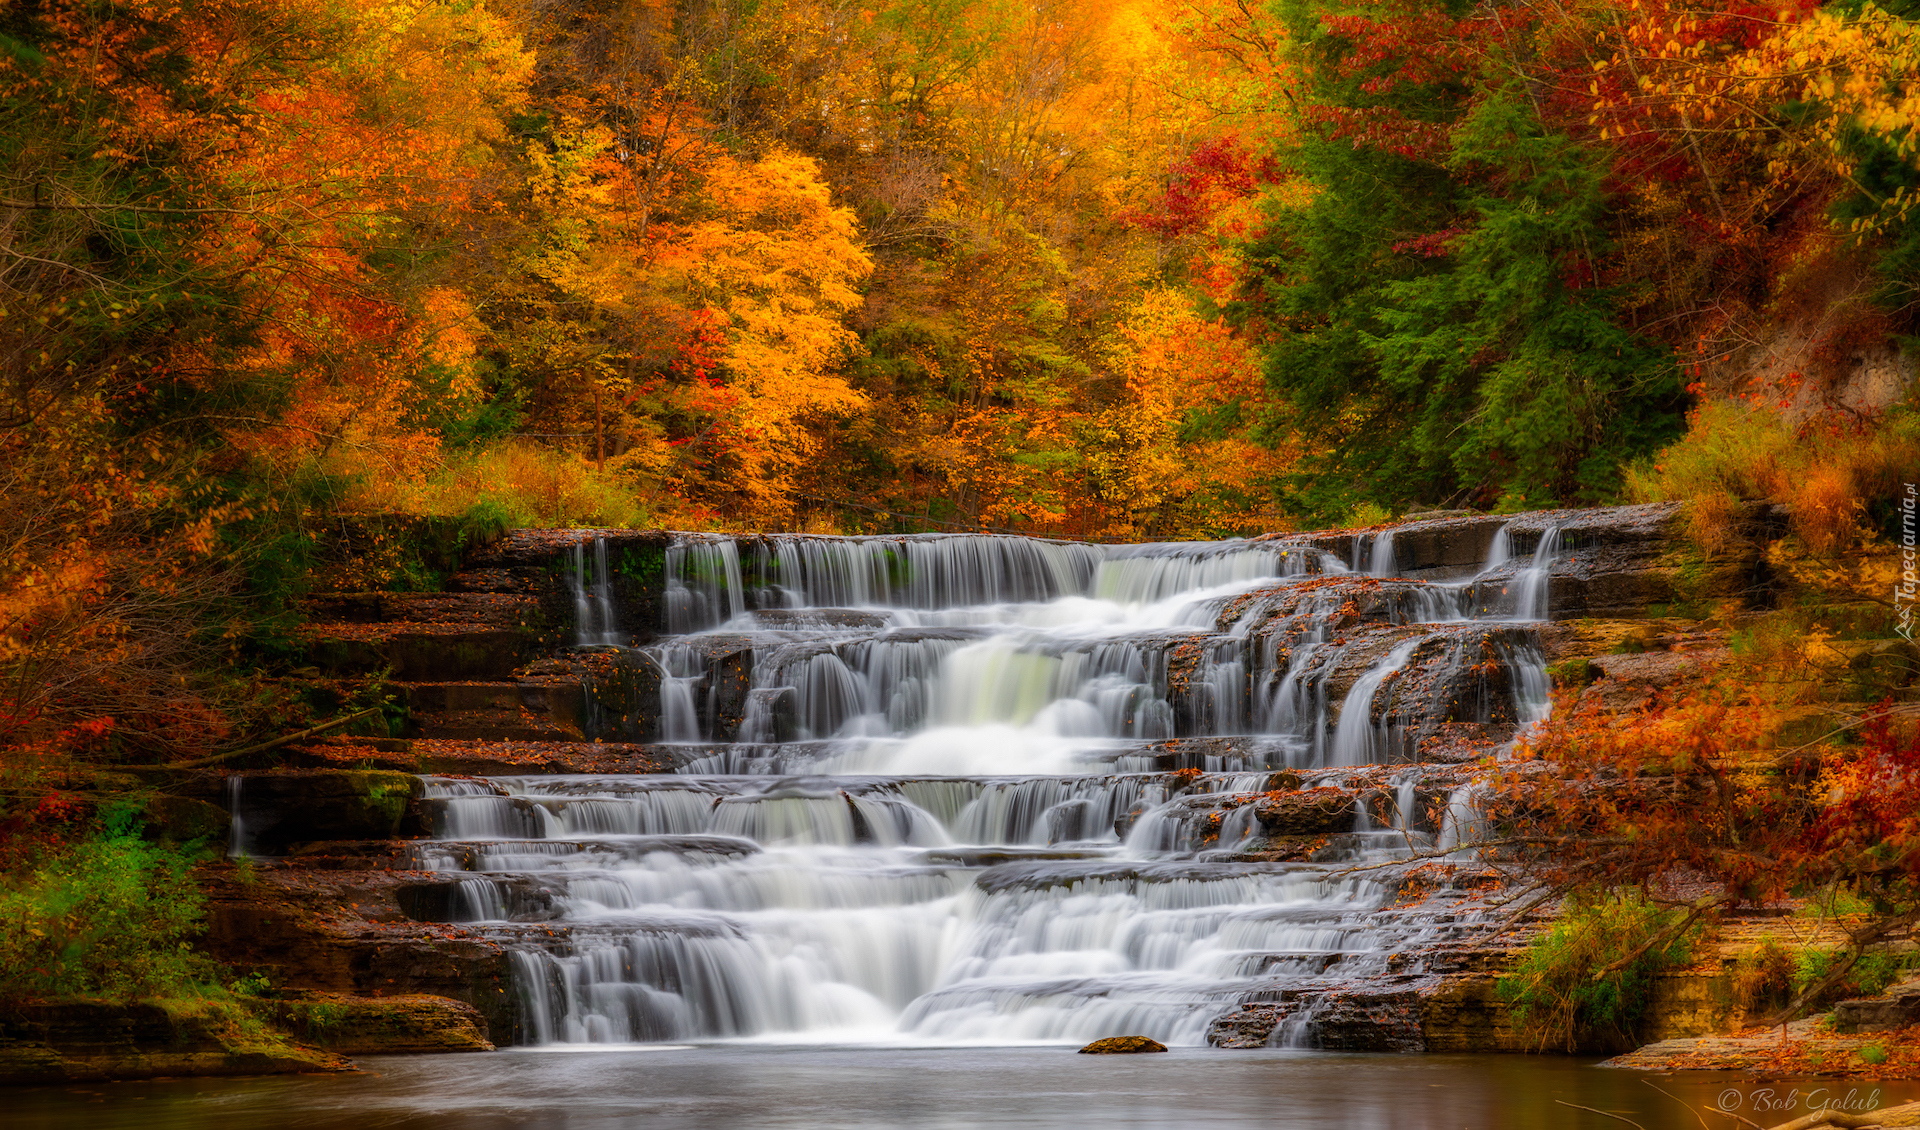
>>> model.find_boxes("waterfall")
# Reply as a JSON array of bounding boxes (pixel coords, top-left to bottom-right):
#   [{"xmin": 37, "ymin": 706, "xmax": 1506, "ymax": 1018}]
[
  {"xmin": 1367, "ymin": 530, "xmax": 1397, "ymax": 578},
  {"xmin": 1436, "ymin": 783, "xmax": 1490, "ymax": 858},
  {"xmin": 226, "ymin": 775, "xmax": 249, "ymax": 858},
  {"xmin": 570, "ymin": 537, "xmax": 623, "ymax": 645},
  {"xmin": 666, "ymin": 536, "xmax": 745, "ymax": 633},
  {"xmin": 1510, "ymin": 526, "xmax": 1560, "ymax": 621},
  {"xmin": 421, "ymin": 526, "xmax": 1557, "ymax": 1049},
  {"xmin": 1482, "ymin": 524, "xmax": 1512, "ymax": 574},
  {"xmin": 1328, "ymin": 638, "xmax": 1422, "ymax": 767}
]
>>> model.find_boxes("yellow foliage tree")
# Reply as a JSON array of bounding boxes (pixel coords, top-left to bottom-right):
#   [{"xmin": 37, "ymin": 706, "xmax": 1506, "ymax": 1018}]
[
  {"xmin": 662, "ymin": 151, "xmax": 875, "ymax": 515},
  {"xmin": 1088, "ymin": 287, "xmax": 1288, "ymax": 538}
]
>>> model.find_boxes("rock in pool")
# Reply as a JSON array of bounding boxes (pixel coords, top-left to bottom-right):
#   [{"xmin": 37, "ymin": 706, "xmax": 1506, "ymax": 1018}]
[{"xmin": 1078, "ymin": 1036, "xmax": 1168, "ymax": 1054}]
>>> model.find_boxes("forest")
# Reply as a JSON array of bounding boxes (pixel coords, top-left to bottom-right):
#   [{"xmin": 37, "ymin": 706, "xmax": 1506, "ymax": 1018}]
[{"xmin": 6, "ymin": 0, "xmax": 1916, "ymax": 546}]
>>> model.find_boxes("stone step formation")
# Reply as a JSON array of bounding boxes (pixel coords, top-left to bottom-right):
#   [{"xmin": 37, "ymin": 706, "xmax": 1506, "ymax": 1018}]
[{"xmin": 204, "ymin": 502, "xmax": 1780, "ymax": 1051}]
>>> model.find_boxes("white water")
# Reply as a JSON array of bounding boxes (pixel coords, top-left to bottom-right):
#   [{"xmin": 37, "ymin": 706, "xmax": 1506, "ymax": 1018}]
[
  {"xmin": 1328, "ymin": 638, "xmax": 1423, "ymax": 767},
  {"xmin": 1511, "ymin": 526, "xmax": 1560, "ymax": 622},
  {"xmin": 426, "ymin": 526, "xmax": 1561, "ymax": 1048},
  {"xmin": 226, "ymin": 775, "xmax": 249, "ymax": 857},
  {"xmin": 570, "ymin": 539, "xmax": 624, "ymax": 646}
]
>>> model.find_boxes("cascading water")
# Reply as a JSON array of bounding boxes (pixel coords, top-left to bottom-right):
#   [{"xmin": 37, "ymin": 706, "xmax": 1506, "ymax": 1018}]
[
  {"xmin": 1328, "ymin": 637, "xmax": 1422, "ymax": 767},
  {"xmin": 1510, "ymin": 526, "xmax": 1561, "ymax": 622},
  {"xmin": 570, "ymin": 538, "xmax": 624, "ymax": 646},
  {"xmin": 226, "ymin": 775, "xmax": 249, "ymax": 857},
  {"xmin": 428, "ymin": 526, "xmax": 1556, "ymax": 1048},
  {"xmin": 1367, "ymin": 530, "xmax": 1397, "ymax": 579}
]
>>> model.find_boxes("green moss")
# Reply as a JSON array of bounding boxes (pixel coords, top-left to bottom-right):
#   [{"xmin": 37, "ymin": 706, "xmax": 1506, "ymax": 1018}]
[
  {"xmin": 157, "ymin": 994, "xmax": 303, "ymax": 1059},
  {"xmin": 350, "ymin": 771, "xmax": 418, "ymax": 831},
  {"xmin": 1794, "ymin": 946, "xmax": 1912, "ymax": 1004},
  {"xmin": 1343, "ymin": 502, "xmax": 1392, "ymax": 528},
  {"xmin": 1545, "ymin": 658, "xmax": 1593, "ymax": 688}
]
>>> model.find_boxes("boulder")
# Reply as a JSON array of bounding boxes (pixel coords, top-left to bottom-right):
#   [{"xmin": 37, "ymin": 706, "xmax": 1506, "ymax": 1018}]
[
  {"xmin": 1078, "ymin": 1035, "xmax": 1168, "ymax": 1054},
  {"xmin": 1833, "ymin": 992, "xmax": 1920, "ymax": 1034},
  {"xmin": 1253, "ymin": 790, "xmax": 1359, "ymax": 835}
]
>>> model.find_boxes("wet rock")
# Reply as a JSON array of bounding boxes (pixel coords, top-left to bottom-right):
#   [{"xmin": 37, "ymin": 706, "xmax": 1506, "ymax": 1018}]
[
  {"xmin": 1121, "ymin": 737, "xmax": 1294, "ymax": 772},
  {"xmin": 739, "ymin": 686, "xmax": 800, "ymax": 743},
  {"xmin": 417, "ymin": 835, "xmax": 756, "ymax": 874},
  {"xmin": 448, "ymin": 567, "xmax": 546, "ymax": 595},
  {"xmin": 230, "ymin": 771, "xmax": 424, "ymax": 854},
  {"xmin": 1579, "ymin": 648, "xmax": 1732, "ymax": 712},
  {"xmin": 142, "ymin": 794, "xmax": 231, "ymax": 842},
  {"xmin": 469, "ymin": 529, "xmax": 672, "ymax": 645},
  {"xmin": 974, "ymin": 860, "xmax": 1297, "ymax": 894},
  {"xmin": 1275, "ymin": 501, "xmax": 1787, "ymax": 620},
  {"xmin": 0, "ymin": 1001, "xmax": 349, "ymax": 1084},
  {"xmin": 259, "ymin": 991, "xmax": 494, "ymax": 1053},
  {"xmin": 1304, "ymin": 990, "xmax": 1426, "ymax": 1052},
  {"xmin": 283, "ymin": 840, "xmax": 437, "ymax": 872},
  {"xmin": 401, "ymin": 680, "xmax": 590, "ymax": 742},
  {"xmin": 1078, "ymin": 1035, "xmax": 1167, "ymax": 1054},
  {"xmin": 1253, "ymin": 790, "xmax": 1358, "ymax": 835},
  {"xmin": 1118, "ymin": 791, "xmax": 1264, "ymax": 850},
  {"xmin": 1833, "ymin": 992, "xmax": 1920, "ymax": 1034},
  {"xmin": 1207, "ymin": 991, "xmax": 1427, "ymax": 1052},
  {"xmin": 750, "ymin": 608, "xmax": 890, "ymax": 630},
  {"xmin": 394, "ymin": 876, "xmax": 559, "ymax": 923},
  {"xmin": 1224, "ymin": 837, "xmax": 1331, "ymax": 863},
  {"xmin": 301, "ymin": 591, "xmax": 542, "ymax": 629},
  {"xmin": 922, "ymin": 847, "xmax": 1107, "ymax": 866},
  {"xmin": 199, "ymin": 861, "xmax": 518, "ymax": 1039},
  {"xmin": 1207, "ymin": 1004, "xmax": 1286, "ymax": 1048},
  {"xmin": 689, "ymin": 635, "xmax": 757, "ymax": 738},
  {"xmin": 303, "ymin": 622, "xmax": 542, "ymax": 681}
]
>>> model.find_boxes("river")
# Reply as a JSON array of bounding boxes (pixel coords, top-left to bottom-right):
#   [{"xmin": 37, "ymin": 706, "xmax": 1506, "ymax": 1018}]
[{"xmin": 17, "ymin": 1045, "xmax": 1913, "ymax": 1129}]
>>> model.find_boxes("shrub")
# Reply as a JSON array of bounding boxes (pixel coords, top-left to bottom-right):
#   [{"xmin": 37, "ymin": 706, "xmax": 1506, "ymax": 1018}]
[
  {"xmin": 1342, "ymin": 501, "xmax": 1392, "ymax": 528},
  {"xmin": 1498, "ymin": 891, "xmax": 1705, "ymax": 1051},
  {"xmin": 411, "ymin": 440, "xmax": 654, "ymax": 529},
  {"xmin": 1733, "ymin": 940, "xmax": 1796, "ymax": 1015},
  {"xmin": 0, "ymin": 830, "xmax": 214, "ymax": 1001},
  {"xmin": 1625, "ymin": 400, "xmax": 1920, "ymax": 555},
  {"xmin": 1793, "ymin": 945, "xmax": 1912, "ymax": 1007}
]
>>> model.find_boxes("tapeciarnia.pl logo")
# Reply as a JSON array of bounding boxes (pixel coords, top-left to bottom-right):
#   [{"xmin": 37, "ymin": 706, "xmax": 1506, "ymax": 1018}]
[{"xmin": 1900, "ymin": 484, "xmax": 1917, "ymax": 642}]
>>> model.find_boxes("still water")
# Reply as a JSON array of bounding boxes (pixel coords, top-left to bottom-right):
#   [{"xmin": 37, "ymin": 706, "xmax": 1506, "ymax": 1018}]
[{"xmin": 13, "ymin": 1046, "xmax": 1913, "ymax": 1130}]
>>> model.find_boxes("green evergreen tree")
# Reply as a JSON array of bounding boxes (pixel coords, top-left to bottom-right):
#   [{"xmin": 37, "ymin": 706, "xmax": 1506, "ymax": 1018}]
[{"xmin": 1236, "ymin": 0, "xmax": 1685, "ymax": 517}]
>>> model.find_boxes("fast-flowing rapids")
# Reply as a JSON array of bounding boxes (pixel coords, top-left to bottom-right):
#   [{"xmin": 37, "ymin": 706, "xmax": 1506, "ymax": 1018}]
[{"xmin": 417, "ymin": 526, "xmax": 1561, "ymax": 1047}]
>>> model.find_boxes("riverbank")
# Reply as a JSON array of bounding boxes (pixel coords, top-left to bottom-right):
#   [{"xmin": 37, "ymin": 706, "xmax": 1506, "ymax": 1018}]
[{"xmin": 0, "ymin": 993, "xmax": 490, "ymax": 1085}]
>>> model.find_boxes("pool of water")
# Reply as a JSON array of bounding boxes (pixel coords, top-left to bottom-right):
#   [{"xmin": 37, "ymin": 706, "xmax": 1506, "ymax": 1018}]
[{"xmin": 12, "ymin": 1046, "xmax": 1913, "ymax": 1130}]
